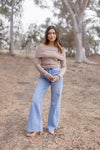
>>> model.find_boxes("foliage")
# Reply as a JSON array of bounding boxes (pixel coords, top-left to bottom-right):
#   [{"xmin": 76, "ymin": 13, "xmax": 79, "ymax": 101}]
[
  {"xmin": 0, "ymin": 0, "xmax": 23, "ymax": 18},
  {"xmin": 21, "ymin": 24, "xmax": 41, "ymax": 50},
  {"xmin": 0, "ymin": 0, "xmax": 24, "ymax": 50},
  {"xmin": 0, "ymin": 19, "xmax": 9, "ymax": 49},
  {"xmin": 84, "ymin": 0, "xmax": 100, "ymax": 54}
]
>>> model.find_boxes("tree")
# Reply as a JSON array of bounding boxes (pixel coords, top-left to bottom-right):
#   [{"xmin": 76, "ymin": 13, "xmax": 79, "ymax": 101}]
[
  {"xmin": 54, "ymin": 0, "xmax": 99, "ymax": 57},
  {"xmin": 0, "ymin": 0, "xmax": 24, "ymax": 55},
  {"xmin": 52, "ymin": 0, "xmax": 90, "ymax": 56},
  {"xmin": 61, "ymin": 0, "xmax": 97, "ymax": 64}
]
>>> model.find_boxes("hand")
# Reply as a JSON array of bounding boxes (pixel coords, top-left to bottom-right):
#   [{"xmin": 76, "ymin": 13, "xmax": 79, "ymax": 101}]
[
  {"xmin": 52, "ymin": 76, "xmax": 59, "ymax": 82},
  {"xmin": 47, "ymin": 74, "xmax": 55, "ymax": 82}
]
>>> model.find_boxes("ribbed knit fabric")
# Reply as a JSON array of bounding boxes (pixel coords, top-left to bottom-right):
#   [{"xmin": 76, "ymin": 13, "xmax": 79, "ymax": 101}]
[{"xmin": 34, "ymin": 45, "xmax": 66, "ymax": 79}]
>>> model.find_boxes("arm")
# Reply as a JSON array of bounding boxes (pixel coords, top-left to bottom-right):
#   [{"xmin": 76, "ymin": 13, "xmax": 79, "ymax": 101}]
[
  {"xmin": 58, "ymin": 50, "xmax": 67, "ymax": 79},
  {"xmin": 52, "ymin": 50, "xmax": 67, "ymax": 82},
  {"xmin": 34, "ymin": 56, "xmax": 54, "ymax": 81}
]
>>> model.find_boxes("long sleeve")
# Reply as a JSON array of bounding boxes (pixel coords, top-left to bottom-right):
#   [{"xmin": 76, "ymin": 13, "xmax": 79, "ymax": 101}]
[
  {"xmin": 58, "ymin": 50, "xmax": 67, "ymax": 79},
  {"xmin": 34, "ymin": 56, "xmax": 52, "ymax": 79}
]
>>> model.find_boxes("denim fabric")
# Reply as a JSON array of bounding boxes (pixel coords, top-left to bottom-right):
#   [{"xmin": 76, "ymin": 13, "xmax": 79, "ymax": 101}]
[{"xmin": 27, "ymin": 67, "xmax": 63, "ymax": 132}]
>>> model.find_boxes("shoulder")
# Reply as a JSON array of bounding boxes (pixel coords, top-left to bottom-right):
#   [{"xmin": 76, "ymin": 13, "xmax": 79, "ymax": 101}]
[
  {"xmin": 36, "ymin": 43, "xmax": 46, "ymax": 52},
  {"xmin": 36, "ymin": 43, "xmax": 44, "ymax": 50},
  {"xmin": 39, "ymin": 43, "xmax": 45, "ymax": 47}
]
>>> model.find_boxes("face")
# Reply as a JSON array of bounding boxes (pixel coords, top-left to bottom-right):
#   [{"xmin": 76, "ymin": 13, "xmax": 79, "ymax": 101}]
[{"xmin": 47, "ymin": 29, "xmax": 57, "ymax": 42}]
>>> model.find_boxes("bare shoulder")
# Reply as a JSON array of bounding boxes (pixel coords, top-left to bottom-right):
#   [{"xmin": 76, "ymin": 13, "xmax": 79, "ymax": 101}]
[{"xmin": 39, "ymin": 43, "xmax": 45, "ymax": 46}]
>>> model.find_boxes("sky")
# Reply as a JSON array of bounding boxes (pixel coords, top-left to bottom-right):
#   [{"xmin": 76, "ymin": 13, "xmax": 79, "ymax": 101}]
[{"xmin": 22, "ymin": 0, "xmax": 53, "ymax": 32}]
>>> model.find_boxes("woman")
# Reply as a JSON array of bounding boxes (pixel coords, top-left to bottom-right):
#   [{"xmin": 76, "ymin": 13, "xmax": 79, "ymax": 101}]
[{"xmin": 27, "ymin": 26, "xmax": 66, "ymax": 137}]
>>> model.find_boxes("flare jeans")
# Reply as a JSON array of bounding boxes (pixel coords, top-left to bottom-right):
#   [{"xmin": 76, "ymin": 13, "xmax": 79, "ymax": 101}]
[{"xmin": 27, "ymin": 67, "xmax": 63, "ymax": 132}]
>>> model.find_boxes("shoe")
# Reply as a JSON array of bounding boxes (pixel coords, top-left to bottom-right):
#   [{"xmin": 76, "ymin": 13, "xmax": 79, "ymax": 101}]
[{"xmin": 49, "ymin": 131, "xmax": 54, "ymax": 134}]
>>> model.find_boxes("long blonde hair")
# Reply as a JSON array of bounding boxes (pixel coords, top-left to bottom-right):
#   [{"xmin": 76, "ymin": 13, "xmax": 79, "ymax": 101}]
[{"xmin": 44, "ymin": 26, "xmax": 64, "ymax": 53}]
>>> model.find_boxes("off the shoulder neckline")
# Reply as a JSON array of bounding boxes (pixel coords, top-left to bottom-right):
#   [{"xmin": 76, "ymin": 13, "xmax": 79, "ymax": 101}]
[{"xmin": 39, "ymin": 45, "xmax": 58, "ymax": 49}]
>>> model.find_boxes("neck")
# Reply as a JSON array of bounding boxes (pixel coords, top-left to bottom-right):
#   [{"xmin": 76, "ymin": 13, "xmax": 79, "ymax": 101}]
[{"xmin": 48, "ymin": 41, "xmax": 55, "ymax": 46}]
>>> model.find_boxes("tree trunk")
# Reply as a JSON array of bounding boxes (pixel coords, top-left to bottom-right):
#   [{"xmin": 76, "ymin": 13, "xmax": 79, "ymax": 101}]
[
  {"xmin": 74, "ymin": 17, "xmax": 95, "ymax": 64},
  {"xmin": 82, "ymin": 24, "xmax": 92, "ymax": 56},
  {"xmin": 73, "ymin": 10, "xmax": 89, "ymax": 63},
  {"xmin": 74, "ymin": 32, "xmax": 96, "ymax": 64},
  {"xmin": 0, "ymin": 41, "xmax": 2, "ymax": 50},
  {"xmin": 9, "ymin": 0, "xmax": 15, "ymax": 56},
  {"xmin": 74, "ymin": 32, "xmax": 84, "ymax": 62},
  {"xmin": 61, "ymin": 0, "xmax": 97, "ymax": 64}
]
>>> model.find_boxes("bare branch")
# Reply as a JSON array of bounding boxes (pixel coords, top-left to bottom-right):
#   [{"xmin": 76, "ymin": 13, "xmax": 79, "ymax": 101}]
[
  {"xmin": 77, "ymin": 0, "xmax": 83, "ymax": 11},
  {"xmin": 61, "ymin": 0, "xmax": 78, "ymax": 32},
  {"xmin": 67, "ymin": 0, "xmax": 76, "ymax": 13},
  {"xmin": 75, "ymin": 0, "xmax": 89, "ymax": 13},
  {"xmin": 82, "ymin": 0, "xmax": 89, "ymax": 11},
  {"xmin": 61, "ymin": 0, "xmax": 73, "ymax": 16},
  {"xmin": 75, "ymin": 1, "xmax": 80, "ymax": 14}
]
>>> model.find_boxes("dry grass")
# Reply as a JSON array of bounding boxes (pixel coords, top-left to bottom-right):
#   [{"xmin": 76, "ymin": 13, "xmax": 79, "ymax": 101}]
[{"xmin": 0, "ymin": 50, "xmax": 100, "ymax": 150}]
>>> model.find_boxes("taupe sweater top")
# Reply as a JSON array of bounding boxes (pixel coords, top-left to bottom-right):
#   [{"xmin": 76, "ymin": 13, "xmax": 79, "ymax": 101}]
[{"xmin": 34, "ymin": 45, "xmax": 66, "ymax": 79}]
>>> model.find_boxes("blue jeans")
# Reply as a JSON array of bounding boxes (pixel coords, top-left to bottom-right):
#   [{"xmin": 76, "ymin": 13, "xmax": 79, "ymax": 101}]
[{"xmin": 27, "ymin": 67, "xmax": 63, "ymax": 132}]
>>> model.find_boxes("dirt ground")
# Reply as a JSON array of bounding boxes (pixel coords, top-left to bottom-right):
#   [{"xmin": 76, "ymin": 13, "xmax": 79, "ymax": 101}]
[{"xmin": 0, "ymin": 51, "xmax": 100, "ymax": 150}]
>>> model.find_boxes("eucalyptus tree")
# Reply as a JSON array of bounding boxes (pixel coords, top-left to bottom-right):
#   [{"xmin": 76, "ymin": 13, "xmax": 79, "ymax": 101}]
[
  {"xmin": 54, "ymin": 0, "xmax": 100, "ymax": 57},
  {"xmin": 61, "ymin": 0, "xmax": 96, "ymax": 63},
  {"xmin": 0, "ymin": 0, "xmax": 24, "ymax": 55}
]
